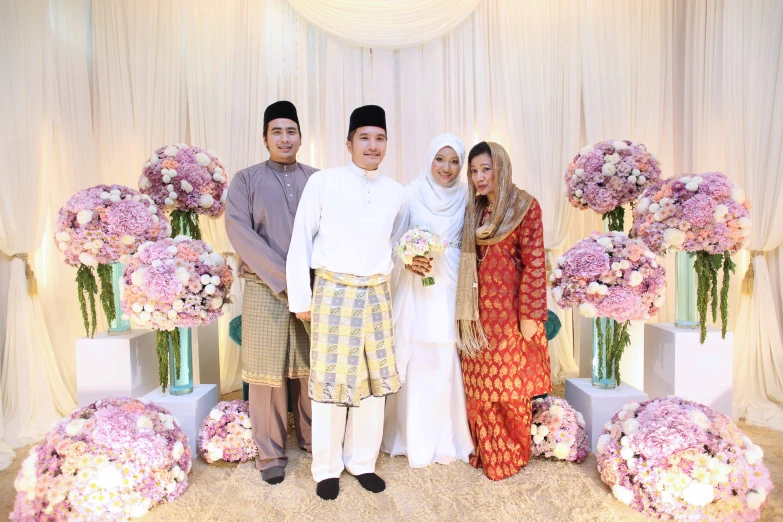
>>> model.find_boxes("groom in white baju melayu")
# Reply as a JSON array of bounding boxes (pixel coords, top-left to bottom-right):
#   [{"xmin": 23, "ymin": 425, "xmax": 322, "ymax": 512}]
[{"xmin": 382, "ymin": 133, "xmax": 474, "ymax": 467}]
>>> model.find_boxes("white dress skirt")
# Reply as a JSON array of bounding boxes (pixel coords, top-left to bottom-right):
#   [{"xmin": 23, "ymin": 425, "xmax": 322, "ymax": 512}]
[{"xmin": 382, "ymin": 340, "xmax": 474, "ymax": 467}]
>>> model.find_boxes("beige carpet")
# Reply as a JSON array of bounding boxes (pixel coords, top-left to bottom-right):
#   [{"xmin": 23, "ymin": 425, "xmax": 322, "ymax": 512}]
[{"xmin": 2, "ymin": 386, "xmax": 781, "ymax": 521}]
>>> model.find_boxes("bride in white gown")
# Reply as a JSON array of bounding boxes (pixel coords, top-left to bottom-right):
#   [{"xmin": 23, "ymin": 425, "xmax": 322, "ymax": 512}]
[{"xmin": 382, "ymin": 133, "xmax": 474, "ymax": 468}]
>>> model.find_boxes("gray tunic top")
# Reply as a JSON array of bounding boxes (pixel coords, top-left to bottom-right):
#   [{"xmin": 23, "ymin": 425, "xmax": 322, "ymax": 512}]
[{"xmin": 225, "ymin": 159, "xmax": 318, "ymax": 294}]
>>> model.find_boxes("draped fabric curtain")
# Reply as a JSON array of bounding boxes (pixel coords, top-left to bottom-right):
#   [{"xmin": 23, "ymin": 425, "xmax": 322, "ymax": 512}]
[
  {"xmin": 285, "ymin": 0, "xmax": 482, "ymax": 48},
  {"xmin": 0, "ymin": 0, "xmax": 76, "ymax": 459},
  {"xmin": 722, "ymin": 0, "xmax": 783, "ymax": 431}
]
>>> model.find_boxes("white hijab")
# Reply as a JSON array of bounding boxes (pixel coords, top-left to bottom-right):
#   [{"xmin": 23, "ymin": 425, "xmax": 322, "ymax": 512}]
[{"xmin": 409, "ymin": 133, "xmax": 467, "ymax": 216}]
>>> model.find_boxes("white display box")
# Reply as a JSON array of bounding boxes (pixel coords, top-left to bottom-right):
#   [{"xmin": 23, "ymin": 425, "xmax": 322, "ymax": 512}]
[
  {"xmin": 143, "ymin": 384, "xmax": 219, "ymax": 454},
  {"xmin": 644, "ymin": 322, "xmax": 736, "ymax": 420},
  {"xmin": 565, "ymin": 378, "xmax": 648, "ymax": 452},
  {"xmin": 76, "ymin": 330, "xmax": 159, "ymax": 407}
]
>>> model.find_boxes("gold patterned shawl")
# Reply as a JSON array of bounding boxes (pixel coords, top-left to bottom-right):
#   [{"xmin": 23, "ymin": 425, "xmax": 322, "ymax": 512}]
[{"xmin": 455, "ymin": 142, "xmax": 534, "ymax": 356}]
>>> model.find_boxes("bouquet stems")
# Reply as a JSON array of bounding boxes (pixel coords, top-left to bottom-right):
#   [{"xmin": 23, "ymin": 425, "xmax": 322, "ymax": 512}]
[
  {"xmin": 170, "ymin": 209, "xmax": 201, "ymax": 239},
  {"xmin": 75, "ymin": 263, "xmax": 116, "ymax": 337},
  {"xmin": 422, "ymin": 276, "xmax": 435, "ymax": 287},
  {"xmin": 155, "ymin": 329, "xmax": 181, "ymax": 392},
  {"xmin": 693, "ymin": 251, "xmax": 735, "ymax": 343},
  {"xmin": 602, "ymin": 206, "xmax": 625, "ymax": 233},
  {"xmin": 595, "ymin": 318, "xmax": 630, "ymax": 386}
]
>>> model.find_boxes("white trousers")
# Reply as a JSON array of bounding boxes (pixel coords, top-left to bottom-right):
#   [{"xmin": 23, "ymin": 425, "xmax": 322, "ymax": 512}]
[{"xmin": 311, "ymin": 395, "xmax": 385, "ymax": 482}]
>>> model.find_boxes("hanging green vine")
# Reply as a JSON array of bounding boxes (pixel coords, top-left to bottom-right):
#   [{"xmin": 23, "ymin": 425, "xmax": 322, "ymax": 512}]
[
  {"xmin": 692, "ymin": 251, "xmax": 735, "ymax": 343},
  {"xmin": 169, "ymin": 209, "xmax": 201, "ymax": 239},
  {"xmin": 602, "ymin": 206, "xmax": 625, "ymax": 233},
  {"xmin": 721, "ymin": 252, "xmax": 736, "ymax": 339},
  {"xmin": 155, "ymin": 328, "xmax": 182, "ymax": 391},
  {"xmin": 76, "ymin": 265, "xmax": 98, "ymax": 337},
  {"xmin": 595, "ymin": 318, "xmax": 630, "ymax": 386}
]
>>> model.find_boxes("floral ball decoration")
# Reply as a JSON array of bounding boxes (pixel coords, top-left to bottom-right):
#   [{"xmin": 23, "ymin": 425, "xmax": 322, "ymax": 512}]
[
  {"xmin": 198, "ymin": 401, "xmax": 258, "ymax": 464},
  {"xmin": 596, "ymin": 397, "xmax": 773, "ymax": 521},
  {"xmin": 120, "ymin": 237, "xmax": 233, "ymax": 391},
  {"xmin": 565, "ymin": 140, "xmax": 662, "ymax": 231},
  {"xmin": 12, "ymin": 397, "xmax": 191, "ymax": 521},
  {"xmin": 631, "ymin": 173, "xmax": 751, "ymax": 341},
  {"xmin": 139, "ymin": 144, "xmax": 227, "ymax": 239},
  {"xmin": 55, "ymin": 184, "xmax": 171, "ymax": 337},
  {"xmin": 530, "ymin": 397, "xmax": 589, "ymax": 463},
  {"xmin": 552, "ymin": 231, "xmax": 666, "ymax": 384}
]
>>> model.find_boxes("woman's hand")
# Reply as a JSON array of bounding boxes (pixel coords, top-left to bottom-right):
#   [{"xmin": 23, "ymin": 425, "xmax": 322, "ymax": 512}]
[
  {"xmin": 296, "ymin": 311, "xmax": 311, "ymax": 322},
  {"xmin": 405, "ymin": 256, "xmax": 432, "ymax": 277},
  {"xmin": 519, "ymin": 319, "xmax": 538, "ymax": 341}
]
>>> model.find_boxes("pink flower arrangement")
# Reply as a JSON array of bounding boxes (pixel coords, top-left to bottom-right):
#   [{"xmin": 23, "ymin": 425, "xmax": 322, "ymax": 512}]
[
  {"xmin": 198, "ymin": 401, "xmax": 258, "ymax": 464},
  {"xmin": 12, "ymin": 397, "xmax": 191, "ymax": 521},
  {"xmin": 565, "ymin": 140, "xmax": 662, "ymax": 229},
  {"xmin": 552, "ymin": 232, "xmax": 666, "ymax": 323},
  {"xmin": 631, "ymin": 172, "xmax": 751, "ymax": 341},
  {"xmin": 596, "ymin": 397, "xmax": 773, "ymax": 520},
  {"xmin": 120, "ymin": 237, "xmax": 233, "ymax": 331},
  {"xmin": 530, "ymin": 397, "xmax": 589, "ymax": 463},
  {"xmin": 54, "ymin": 185, "xmax": 171, "ymax": 336},
  {"xmin": 631, "ymin": 173, "xmax": 751, "ymax": 256},
  {"xmin": 139, "ymin": 144, "xmax": 227, "ymax": 238}
]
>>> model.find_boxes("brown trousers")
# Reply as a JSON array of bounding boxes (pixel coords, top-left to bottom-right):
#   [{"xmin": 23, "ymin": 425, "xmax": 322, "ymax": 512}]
[{"xmin": 249, "ymin": 377, "xmax": 312, "ymax": 470}]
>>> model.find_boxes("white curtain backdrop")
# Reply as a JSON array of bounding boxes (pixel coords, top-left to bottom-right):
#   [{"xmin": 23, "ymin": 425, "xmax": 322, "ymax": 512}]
[
  {"xmin": 285, "ymin": 0, "xmax": 482, "ymax": 48},
  {"xmin": 723, "ymin": 0, "xmax": 783, "ymax": 431},
  {"xmin": 0, "ymin": 0, "xmax": 76, "ymax": 458}
]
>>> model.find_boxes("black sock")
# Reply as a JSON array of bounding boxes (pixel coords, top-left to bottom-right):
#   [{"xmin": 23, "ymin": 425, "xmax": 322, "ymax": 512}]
[
  {"xmin": 316, "ymin": 478, "xmax": 340, "ymax": 500},
  {"xmin": 354, "ymin": 473, "xmax": 386, "ymax": 493}
]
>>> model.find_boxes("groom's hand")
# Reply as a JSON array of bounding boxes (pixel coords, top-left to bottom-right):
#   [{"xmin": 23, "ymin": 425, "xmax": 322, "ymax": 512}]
[
  {"xmin": 405, "ymin": 256, "xmax": 432, "ymax": 277},
  {"xmin": 296, "ymin": 311, "xmax": 311, "ymax": 322}
]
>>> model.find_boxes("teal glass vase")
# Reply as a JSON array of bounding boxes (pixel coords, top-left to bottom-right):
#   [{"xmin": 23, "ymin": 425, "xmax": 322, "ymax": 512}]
[
  {"xmin": 592, "ymin": 317, "xmax": 617, "ymax": 389},
  {"xmin": 169, "ymin": 327, "xmax": 194, "ymax": 395},
  {"xmin": 108, "ymin": 262, "xmax": 131, "ymax": 335},
  {"xmin": 675, "ymin": 251, "xmax": 699, "ymax": 329}
]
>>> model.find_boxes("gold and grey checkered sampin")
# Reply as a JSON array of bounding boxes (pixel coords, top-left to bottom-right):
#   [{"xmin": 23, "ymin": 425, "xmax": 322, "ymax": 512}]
[{"xmin": 308, "ymin": 269, "xmax": 400, "ymax": 406}]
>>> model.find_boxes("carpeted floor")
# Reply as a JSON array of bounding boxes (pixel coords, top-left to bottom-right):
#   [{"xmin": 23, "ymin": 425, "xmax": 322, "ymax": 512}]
[{"xmin": 2, "ymin": 385, "xmax": 781, "ymax": 521}]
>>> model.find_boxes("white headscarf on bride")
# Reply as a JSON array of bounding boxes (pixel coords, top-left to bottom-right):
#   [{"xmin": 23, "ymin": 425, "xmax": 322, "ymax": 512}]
[{"xmin": 409, "ymin": 133, "xmax": 467, "ymax": 217}]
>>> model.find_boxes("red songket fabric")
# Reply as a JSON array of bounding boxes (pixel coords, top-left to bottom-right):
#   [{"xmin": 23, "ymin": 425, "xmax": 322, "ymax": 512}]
[{"xmin": 461, "ymin": 198, "xmax": 552, "ymax": 481}]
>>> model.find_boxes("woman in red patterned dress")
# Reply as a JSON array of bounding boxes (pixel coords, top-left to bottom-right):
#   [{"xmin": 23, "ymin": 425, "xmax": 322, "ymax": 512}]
[{"xmin": 455, "ymin": 141, "xmax": 552, "ymax": 481}]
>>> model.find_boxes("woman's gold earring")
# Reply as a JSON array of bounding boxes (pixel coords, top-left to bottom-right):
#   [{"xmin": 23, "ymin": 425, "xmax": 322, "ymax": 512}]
[{"xmin": 475, "ymin": 190, "xmax": 480, "ymax": 197}]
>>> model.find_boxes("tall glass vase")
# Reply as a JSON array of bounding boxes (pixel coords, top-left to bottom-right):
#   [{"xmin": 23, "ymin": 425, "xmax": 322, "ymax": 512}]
[
  {"xmin": 108, "ymin": 262, "xmax": 131, "ymax": 335},
  {"xmin": 168, "ymin": 327, "xmax": 194, "ymax": 395},
  {"xmin": 675, "ymin": 251, "xmax": 698, "ymax": 328},
  {"xmin": 592, "ymin": 317, "xmax": 617, "ymax": 389}
]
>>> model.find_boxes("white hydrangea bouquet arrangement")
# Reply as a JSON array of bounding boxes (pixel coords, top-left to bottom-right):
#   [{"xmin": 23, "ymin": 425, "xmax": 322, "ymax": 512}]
[{"xmin": 396, "ymin": 227, "xmax": 448, "ymax": 287}]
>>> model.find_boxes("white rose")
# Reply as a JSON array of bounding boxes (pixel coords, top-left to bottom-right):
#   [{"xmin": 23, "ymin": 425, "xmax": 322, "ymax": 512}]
[
  {"xmin": 745, "ymin": 450, "xmax": 758, "ymax": 465},
  {"xmin": 578, "ymin": 302, "xmax": 597, "ymax": 318},
  {"xmin": 538, "ymin": 425, "xmax": 550, "ymax": 437},
  {"xmin": 687, "ymin": 409, "xmax": 711, "ymax": 430},
  {"xmin": 553, "ymin": 443, "xmax": 571, "ymax": 460},
  {"xmin": 738, "ymin": 217, "xmax": 751, "ymax": 229},
  {"xmin": 553, "ymin": 269, "xmax": 563, "ymax": 279},
  {"xmin": 580, "ymin": 145, "xmax": 594, "ymax": 155},
  {"xmin": 608, "ymin": 153, "xmax": 621, "ymax": 164},
  {"xmin": 574, "ymin": 189, "xmax": 583, "ymax": 197},
  {"xmin": 172, "ymin": 440, "xmax": 185, "ymax": 460},
  {"xmin": 618, "ymin": 410, "xmax": 629, "ymax": 421},
  {"xmin": 181, "ymin": 180, "xmax": 193, "ymax": 193},
  {"xmin": 78, "ymin": 252, "xmax": 98, "ymax": 267},
  {"xmin": 213, "ymin": 174, "xmax": 224, "ymax": 182},
  {"xmin": 533, "ymin": 434, "xmax": 544, "ymax": 445},
  {"xmin": 627, "ymin": 175, "xmax": 637, "ymax": 184},
  {"xmin": 598, "ymin": 285, "xmax": 609, "ymax": 296},
  {"xmin": 619, "ymin": 260, "xmax": 630, "ymax": 269},
  {"xmin": 575, "ymin": 169, "xmax": 584, "ymax": 176},
  {"xmin": 195, "ymin": 152, "xmax": 211, "ymax": 166},
  {"xmin": 692, "ymin": 176, "xmax": 704, "ymax": 184},
  {"xmin": 204, "ymin": 283, "xmax": 216, "ymax": 295},
  {"xmin": 200, "ymin": 274, "xmax": 211, "ymax": 285},
  {"xmin": 653, "ymin": 295, "xmax": 666, "ymax": 307},
  {"xmin": 169, "ymin": 192, "xmax": 178, "ymax": 200},
  {"xmin": 242, "ymin": 429, "xmax": 253, "ymax": 440},
  {"xmin": 648, "ymin": 203, "xmax": 661, "ymax": 214},
  {"xmin": 164, "ymin": 146, "xmax": 178, "ymax": 157},
  {"xmin": 148, "ymin": 205, "xmax": 158, "ymax": 215},
  {"xmin": 76, "ymin": 209, "xmax": 94, "ymax": 225},
  {"xmin": 152, "ymin": 259, "xmax": 163, "ymax": 268},
  {"xmin": 747, "ymin": 489, "xmax": 767, "ymax": 510},
  {"xmin": 576, "ymin": 412, "xmax": 585, "ymax": 428},
  {"xmin": 637, "ymin": 175, "xmax": 646, "ymax": 184},
  {"xmin": 136, "ymin": 415, "xmax": 153, "ymax": 431},
  {"xmin": 620, "ymin": 447, "xmax": 634, "ymax": 461},
  {"xmin": 663, "ymin": 228, "xmax": 686, "ymax": 248},
  {"xmin": 551, "ymin": 286, "xmax": 563, "ymax": 301},
  {"xmin": 613, "ymin": 141, "xmax": 628, "ymax": 151},
  {"xmin": 210, "ymin": 297, "xmax": 223, "ymax": 310},
  {"xmin": 612, "ymin": 484, "xmax": 634, "ymax": 505},
  {"xmin": 167, "ymin": 309, "xmax": 178, "ymax": 320},
  {"xmin": 58, "ymin": 241, "xmax": 69, "ymax": 251},
  {"xmin": 588, "ymin": 281, "xmax": 600, "ymax": 294},
  {"xmin": 55, "ymin": 231, "xmax": 72, "ymax": 242},
  {"xmin": 629, "ymin": 271, "xmax": 643, "ymax": 287},
  {"xmin": 680, "ymin": 176, "xmax": 692, "ymax": 183},
  {"xmin": 622, "ymin": 418, "xmax": 641, "ymax": 435},
  {"xmin": 173, "ymin": 267, "xmax": 189, "ymax": 285},
  {"xmin": 172, "ymin": 299, "xmax": 185, "ymax": 312},
  {"xmin": 209, "ymin": 408, "xmax": 223, "ymax": 421},
  {"xmin": 753, "ymin": 444, "xmax": 764, "ymax": 461},
  {"xmin": 530, "ymin": 424, "xmax": 538, "ymax": 436},
  {"xmin": 162, "ymin": 175, "xmax": 171, "ymax": 183},
  {"xmin": 138, "ymin": 311, "xmax": 152, "ymax": 322},
  {"xmin": 165, "ymin": 198, "xmax": 175, "ymax": 206},
  {"xmin": 169, "ymin": 169, "xmax": 178, "ymax": 178},
  {"xmin": 131, "ymin": 302, "xmax": 144, "ymax": 313},
  {"xmin": 199, "ymin": 194, "xmax": 215, "ymax": 208},
  {"xmin": 682, "ymin": 482, "xmax": 714, "ymax": 506},
  {"xmin": 731, "ymin": 186, "xmax": 746, "ymax": 203},
  {"xmin": 636, "ymin": 197, "xmax": 650, "ymax": 213},
  {"xmin": 65, "ymin": 418, "xmax": 87, "ymax": 436},
  {"xmin": 602, "ymin": 163, "xmax": 617, "ymax": 176},
  {"xmin": 611, "ymin": 262, "xmax": 621, "ymax": 271},
  {"xmin": 557, "ymin": 256, "xmax": 566, "ymax": 267},
  {"xmin": 686, "ymin": 182, "xmax": 699, "ymax": 192}
]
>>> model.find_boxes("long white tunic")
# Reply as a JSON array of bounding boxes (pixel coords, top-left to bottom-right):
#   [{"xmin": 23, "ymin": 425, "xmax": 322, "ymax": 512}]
[{"xmin": 286, "ymin": 162, "xmax": 407, "ymax": 313}]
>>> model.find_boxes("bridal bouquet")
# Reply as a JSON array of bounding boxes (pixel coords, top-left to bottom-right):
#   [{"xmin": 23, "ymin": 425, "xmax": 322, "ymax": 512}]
[
  {"xmin": 55, "ymin": 184, "xmax": 171, "ymax": 336},
  {"xmin": 552, "ymin": 231, "xmax": 666, "ymax": 384},
  {"xmin": 530, "ymin": 397, "xmax": 589, "ymax": 463},
  {"xmin": 565, "ymin": 140, "xmax": 662, "ymax": 231},
  {"xmin": 121, "ymin": 237, "xmax": 233, "ymax": 390},
  {"xmin": 631, "ymin": 173, "xmax": 751, "ymax": 341},
  {"xmin": 198, "ymin": 401, "xmax": 258, "ymax": 464},
  {"xmin": 139, "ymin": 144, "xmax": 228, "ymax": 238},
  {"xmin": 12, "ymin": 397, "xmax": 191, "ymax": 521},
  {"xmin": 396, "ymin": 227, "xmax": 448, "ymax": 287},
  {"xmin": 596, "ymin": 397, "xmax": 772, "ymax": 521}
]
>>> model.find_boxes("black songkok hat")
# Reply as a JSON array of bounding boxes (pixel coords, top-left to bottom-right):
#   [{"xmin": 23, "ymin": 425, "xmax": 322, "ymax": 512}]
[
  {"xmin": 348, "ymin": 105, "xmax": 386, "ymax": 134},
  {"xmin": 264, "ymin": 101, "xmax": 300, "ymax": 131}
]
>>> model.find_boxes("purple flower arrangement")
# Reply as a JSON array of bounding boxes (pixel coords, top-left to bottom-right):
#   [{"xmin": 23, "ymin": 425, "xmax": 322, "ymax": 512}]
[
  {"xmin": 55, "ymin": 184, "xmax": 171, "ymax": 336},
  {"xmin": 198, "ymin": 401, "xmax": 258, "ymax": 464},
  {"xmin": 120, "ymin": 237, "xmax": 233, "ymax": 389},
  {"xmin": 530, "ymin": 397, "xmax": 589, "ymax": 463},
  {"xmin": 631, "ymin": 172, "xmax": 751, "ymax": 341},
  {"xmin": 596, "ymin": 397, "xmax": 772, "ymax": 520},
  {"xmin": 565, "ymin": 140, "xmax": 662, "ymax": 230},
  {"xmin": 12, "ymin": 397, "xmax": 191, "ymax": 521},
  {"xmin": 552, "ymin": 231, "xmax": 666, "ymax": 384},
  {"xmin": 139, "ymin": 144, "xmax": 228, "ymax": 238}
]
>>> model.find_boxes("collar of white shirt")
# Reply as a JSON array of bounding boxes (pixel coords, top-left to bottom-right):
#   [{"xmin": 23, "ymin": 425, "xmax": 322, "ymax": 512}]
[{"xmin": 348, "ymin": 161, "xmax": 380, "ymax": 180}]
